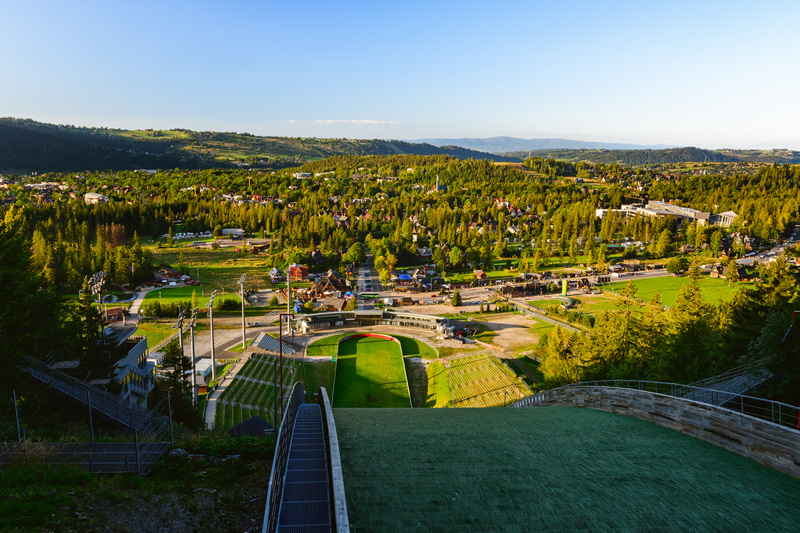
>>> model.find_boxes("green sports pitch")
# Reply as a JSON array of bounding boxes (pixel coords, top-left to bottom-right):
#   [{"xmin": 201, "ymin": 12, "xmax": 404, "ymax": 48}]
[{"xmin": 332, "ymin": 334, "xmax": 411, "ymax": 408}]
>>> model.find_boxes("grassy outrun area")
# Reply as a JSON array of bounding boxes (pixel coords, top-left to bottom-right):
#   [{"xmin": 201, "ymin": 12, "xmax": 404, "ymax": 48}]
[
  {"xmin": 306, "ymin": 333, "xmax": 348, "ymax": 358},
  {"xmin": 300, "ymin": 358, "xmax": 336, "ymax": 399},
  {"xmin": 606, "ymin": 275, "xmax": 749, "ymax": 307},
  {"xmin": 332, "ymin": 336, "xmax": 411, "ymax": 408},
  {"xmin": 393, "ymin": 334, "xmax": 438, "ymax": 359}
]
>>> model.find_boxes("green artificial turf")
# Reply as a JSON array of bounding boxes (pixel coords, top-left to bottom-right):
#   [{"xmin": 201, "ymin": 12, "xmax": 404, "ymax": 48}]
[
  {"xmin": 332, "ymin": 336, "xmax": 411, "ymax": 408},
  {"xmin": 393, "ymin": 334, "xmax": 438, "ymax": 359},
  {"xmin": 334, "ymin": 407, "xmax": 800, "ymax": 531}
]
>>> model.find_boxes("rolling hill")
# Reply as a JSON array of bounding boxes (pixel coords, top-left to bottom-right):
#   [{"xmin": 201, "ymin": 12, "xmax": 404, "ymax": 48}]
[{"xmin": 0, "ymin": 118, "xmax": 520, "ymax": 173}]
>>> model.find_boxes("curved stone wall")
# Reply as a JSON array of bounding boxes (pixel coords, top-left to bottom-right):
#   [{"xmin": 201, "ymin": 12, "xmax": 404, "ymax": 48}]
[{"xmin": 515, "ymin": 386, "xmax": 800, "ymax": 479}]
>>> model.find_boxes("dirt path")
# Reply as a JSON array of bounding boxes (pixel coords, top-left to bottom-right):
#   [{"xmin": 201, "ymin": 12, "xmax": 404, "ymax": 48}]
[{"xmin": 508, "ymin": 358, "xmax": 539, "ymax": 384}]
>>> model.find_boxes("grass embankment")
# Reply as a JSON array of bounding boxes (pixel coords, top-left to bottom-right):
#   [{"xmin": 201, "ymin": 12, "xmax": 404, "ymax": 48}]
[
  {"xmin": 0, "ymin": 433, "xmax": 275, "ymax": 531},
  {"xmin": 425, "ymin": 361, "xmax": 452, "ymax": 407},
  {"xmin": 332, "ymin": 336, "xmax": 410, "ymax": 408},
  {"xmin": 306, "ymin": 333, "xmax": 348, "ymax": 358},
  {"xmin": 508, "ymin": 355, "xmax": 544, "ymax": 387},
  {"xmin": 227, "ymin": 340, "xmax": 252, "ymax": 353},
  {"xmin": 394, "ymin": 334, "xmax": 438, "ymax": 359},
  {"xmin": 300, "ymin": 359, "xmax": 336, "ymax": 399}
]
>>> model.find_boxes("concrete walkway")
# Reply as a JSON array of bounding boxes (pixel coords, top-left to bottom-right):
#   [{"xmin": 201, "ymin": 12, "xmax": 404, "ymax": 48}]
[{"xmin": 203, "ymin": 352, "xmax": 252, "ymax": 429}]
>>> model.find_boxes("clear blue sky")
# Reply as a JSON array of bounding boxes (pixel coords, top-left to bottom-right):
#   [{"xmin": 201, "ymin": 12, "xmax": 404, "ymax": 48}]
[{"xmin": 2, "ymin": 0, "xmax": 799, "ymax": 149}]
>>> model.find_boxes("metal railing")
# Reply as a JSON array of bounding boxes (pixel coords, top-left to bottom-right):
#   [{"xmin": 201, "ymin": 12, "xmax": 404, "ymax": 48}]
[
  {"xmin": 12, "ymin": 355, "xmax": 173, "ymax": 474},
  {"xmin": 262, "ymin": 381, "xmax": 306, "ymax": 533},
  {"xmin": 513, "ymin": 380, "xmax": 800, "ymax": 432},
  {"xmin": 317, "ymin": 387, "xmax": 349, "ymax": 533}
]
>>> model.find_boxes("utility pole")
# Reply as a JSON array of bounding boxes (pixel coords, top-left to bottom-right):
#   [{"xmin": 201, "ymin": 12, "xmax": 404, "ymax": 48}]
[
  {"xmin": 239, "ymin": 274, "xmax": 247, "ymax": 352},
  {"xmin": 286, "ymin": 275, "xmax": 293, "ymax": 337},
  {"xmin": 187, "ymin": 307, "xmax": 199, "ymax": 408},
  {"xmin": 207, "ymin": 290, "xmax": 218, "ymax": 382},
  {"xmin": 173, "ymin": 310, "xmax": 187, "ymax": 387}
]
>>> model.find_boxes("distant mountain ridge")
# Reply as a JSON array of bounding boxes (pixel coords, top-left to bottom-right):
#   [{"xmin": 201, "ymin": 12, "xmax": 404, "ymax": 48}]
[
  {"xmin": 411, "ymin": 136, "xmax": 674, "ymax": 153},
  {"xmin": 507, "ymin": 147, "xmax": 800, "ymax": 165}
]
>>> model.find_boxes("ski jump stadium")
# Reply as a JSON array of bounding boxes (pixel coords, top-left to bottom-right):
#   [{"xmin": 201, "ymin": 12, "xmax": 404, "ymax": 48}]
[
  {"xmin": 6, "ymin": 308, "xmax": 799, "ymax": 531},
  {"xmin": 260, "ymin": 311, "xmax": 800, "ymax": 532}
]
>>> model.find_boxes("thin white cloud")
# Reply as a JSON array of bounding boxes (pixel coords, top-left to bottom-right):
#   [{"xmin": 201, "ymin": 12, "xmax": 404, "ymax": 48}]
[
  {"xmin": 288, "ymin": 119, "xmax": 296, "ymax": 123},
  {"xmin": 314, "ymin": 119, "xmax": 400, "ymax": 125}
]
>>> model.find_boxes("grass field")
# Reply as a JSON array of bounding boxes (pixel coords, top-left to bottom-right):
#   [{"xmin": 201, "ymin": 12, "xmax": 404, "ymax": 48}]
[
  {"xmin": 147, "ymin": 245, "xmax": 276, "ymax": 294},
  {"xmin": 447, "ymin": 354, "xmax": 531, "ymax": 407},
  {"xmin": 134, "ymin": 320, "xmax": 176, "ymax": 349},
  {"xmin": 334, "ymin": 407, "xmax": 800, "ymax": 531},
  {"xmin": 332, "ymin": 336, "xmax": 411, "ymax": 408},
  {"xmin": 606, "ymin": 275, "xmax": 748, "ymax": 307},
  {"xmin": 141, "ymin": 285, "xmax": 242, "ymax": 307}
]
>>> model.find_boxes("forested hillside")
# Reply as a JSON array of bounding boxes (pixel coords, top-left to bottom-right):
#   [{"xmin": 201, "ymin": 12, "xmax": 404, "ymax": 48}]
[{"xmin": 0, "ymin": 118, "xmax": 519, "ymax": 173}]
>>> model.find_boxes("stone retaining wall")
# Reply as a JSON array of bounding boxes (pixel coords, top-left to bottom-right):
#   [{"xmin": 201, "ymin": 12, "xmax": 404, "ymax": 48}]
[{"xmin": 517, "ymin": 386, "xmax": 800, "ymax": 478}]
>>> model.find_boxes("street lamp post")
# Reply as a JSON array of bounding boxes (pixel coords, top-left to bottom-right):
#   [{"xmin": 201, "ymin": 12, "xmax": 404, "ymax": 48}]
[
  {"xmin": 278, "ymin": 313, "xmax": 295, "ymax": 420},
  {"xmin": 239, "ymin": 274, "xmax": 247, "ymax": 353},
  {"xmin": 187, "ymin": 307, "xmax": 199, "ymax": 408},
  {"xmin": 206, "ymin": 290, "xmax": 218, "ymax": 382}
]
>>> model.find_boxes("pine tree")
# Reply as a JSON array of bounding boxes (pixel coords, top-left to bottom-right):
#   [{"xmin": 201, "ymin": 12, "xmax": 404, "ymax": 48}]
[
  {"xmin": 451, "ymin": 289, "xmax": 462, "ymax": 307},
  {"xmin": 159, "ymin": 339, "xmax": 196, "ymax": 427}
]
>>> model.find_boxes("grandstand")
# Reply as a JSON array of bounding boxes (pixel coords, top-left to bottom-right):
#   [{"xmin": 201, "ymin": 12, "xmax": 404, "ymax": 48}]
[
  {"xmin": 447, "ymin": 354, "xmax": 531, "ymax": 407},
  {"xmin": 216, "ymin": 353, "xmax": 297, "ymax": 429},
  {"xmin": 253, "ymin": 332, "xmax": 297, "ymax": 355}
]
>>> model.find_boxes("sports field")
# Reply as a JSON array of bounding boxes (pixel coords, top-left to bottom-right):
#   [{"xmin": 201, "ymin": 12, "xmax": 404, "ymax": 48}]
[
  {"xmin": 606, "ymin": 275, "xmax": 748, "ymax": 306},
  {"xmin": 332, "ymin": 335, "xmax": 411, "ymax": 408},
  {"xmin": 335, "ymin": 407, "xmax": 800, "ymax": 531}
]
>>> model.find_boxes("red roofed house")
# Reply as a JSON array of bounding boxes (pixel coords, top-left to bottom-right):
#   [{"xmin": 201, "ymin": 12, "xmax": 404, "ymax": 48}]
[{"xmin": 288, "ymin": 264, "xmax": 309, "ymax": 281}]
